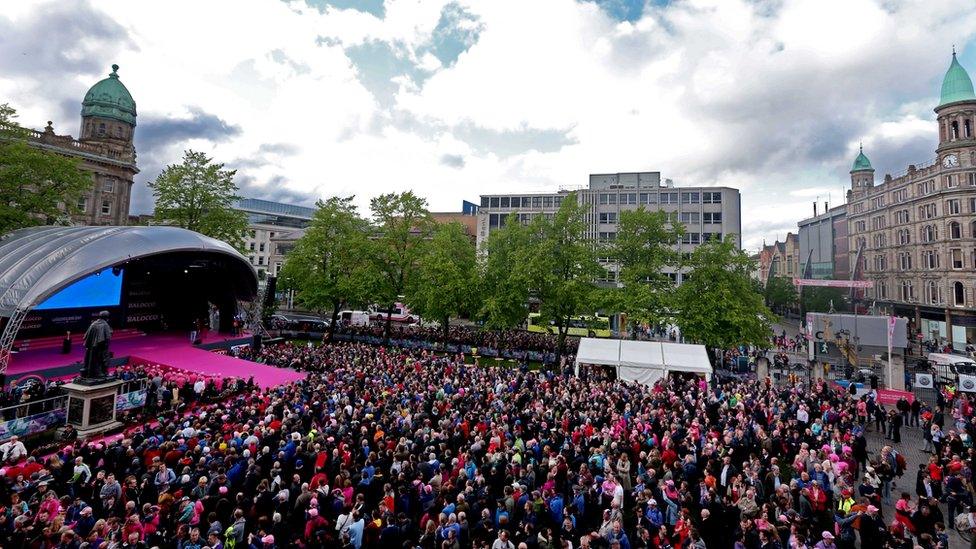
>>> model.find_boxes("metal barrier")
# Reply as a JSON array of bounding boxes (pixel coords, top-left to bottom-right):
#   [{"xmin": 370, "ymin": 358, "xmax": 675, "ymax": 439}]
[{"xmin": 0, "ymin": 393, "xmax": 68, "ymax": 422}]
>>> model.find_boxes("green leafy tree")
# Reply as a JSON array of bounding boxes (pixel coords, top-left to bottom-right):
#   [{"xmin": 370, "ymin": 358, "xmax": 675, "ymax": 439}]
[
  {"xmin": 612, "ymin": 207, "xmax": 684, "ymax": 330},
  {"xmin": 278, "ymin": 196, "xmax": 373, "ymax": 340},
  {"xmin": 478, "ymin": 216, "xmax": 532, "ymax": 329},
  {"xmin": 368, "ymin": 191, "xmax": 433, "ymax": 341},
  {"xmin": 409, "ymin": 222, "xmax": 477, "ymax": 339},
  {"xmin": 148, "ymin": 150, "xmax": 249, "ymax": 250},
  {"xmin": 674, "ymin": 235, "xmax": 773, "ymax": 350},
  {"xmin": 801, "ymin": 286, "xmax": 848, "ymax": 313},
  {"xmin": 764, "ymin": 276, "xmax": 798, "ymax": 313},
  {"xmin": 0, "ymin": 104, "xmax": 92, "ymax": 233},
  {"xmin": 522, "ymin": 193, "xmax": 602, "ymax": 365}
]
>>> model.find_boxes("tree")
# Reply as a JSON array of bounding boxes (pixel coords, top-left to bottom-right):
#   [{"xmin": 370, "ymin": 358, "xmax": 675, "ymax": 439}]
[
  {"xmin": 764, "ymin": 276, "xmax": 797, "ymax": 313},
  {"xmin": 368, "ymin": 191, "xmax": 433, "ymax": 341},
  {"xmin": 409, "ymin": 222, "xmax": 477, "ymax": 339},
  {"xmin": 478, "ymin": 216, "xmax": 532, "ymax": 330},
  {"xmin": 674, "ymin": 235, "xmax": 773, "ymax": 350},
  {"xmin": 612, "ymin": 207, "xmax": 684, "ymax": 330},
  {"xmin": 801, "ymin": 286, "xmax": 849, "ymax": 313},
  {"xmin": 278, "ymin": 196, "xmax": 373, "ymax": 340},
  {"xmin": 522, "ymin": 193, "xmax": 602, "ymax": 365},
  {"xmin": 0, "ymin": 103, "xmax": 92, "ymax": 233},
  {"xmin": 148, "ymin": 150, "xmax": 249, "ymax": 250}
]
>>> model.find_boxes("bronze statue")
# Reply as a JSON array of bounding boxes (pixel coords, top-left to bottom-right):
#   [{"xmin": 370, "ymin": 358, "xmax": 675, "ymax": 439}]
[{"xmin": 82, "ymin": 311, "xmax": 112, "ymax": 378}]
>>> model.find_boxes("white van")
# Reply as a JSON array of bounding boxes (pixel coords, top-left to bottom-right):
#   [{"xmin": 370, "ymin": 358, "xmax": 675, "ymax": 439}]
[
  {"xmin": 927, "ymin": 352, "xmax": 976, "ymax": 385},
  {"xmin": 339, "ymin": 310, "xmax": 370, "ymax": 327}
]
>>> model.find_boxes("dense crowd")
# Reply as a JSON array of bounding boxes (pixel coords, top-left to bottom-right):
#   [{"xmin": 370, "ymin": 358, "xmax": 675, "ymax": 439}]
[{"xmin": 0, "ymin": 339, "xmax": 974, "ymax": 548}]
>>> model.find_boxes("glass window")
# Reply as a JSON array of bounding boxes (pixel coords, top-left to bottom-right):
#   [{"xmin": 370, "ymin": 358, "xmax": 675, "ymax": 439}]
[
  {"xmin": 521, "ymin": 197, "xmax": 531, "ymax": 208},
  {"xmin": 543, "ymin": 197, "xmax": 553, "ymax": 208},
  {"xmin": 599, "ymin": 212, "xmax": 617, "ymax": 224},
  {"xmin": 532, "ymin": 196, "xmax": 542, "ymax": 208},
  {"xmin": 680, "ymin": 212, "xmax": 700, "ymax": 223},
  {"xmin": 681, "ymin": 192, "xmax": 700, "ymax": 204},
  {"xmin": 500, "ymin": 197, "xmax": 510, "ymax": 208},
  {"xmin": 489, "ymin": 197, "xmax": 499, "ymax": 208},
  {"xmin": 661, "ymin": 192, "xmax": 678, "ymax": 204},
  {"xmin": 622, "ymin": 193, "xmax": 637, "ymax": 205},
  {"xmin": 102, "ymin": 179, "xmax": 114, "ymax": 193},
  {"xmin": 481, "ymin": 196, "xmax": 489, "ymax": 208},
  {"xmin": 101, "ymin": 201, "xmax": 111, "ymax": 215}
]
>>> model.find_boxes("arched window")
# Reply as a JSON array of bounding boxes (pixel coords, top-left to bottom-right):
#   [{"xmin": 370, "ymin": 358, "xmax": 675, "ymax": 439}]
[
  {"xmin": 971, "ymin": 220, "xmax": 976, "ymax": 238},
  {"xmin": 950, "ymin": 221, "xmax": 962, "ymax": 239},
  {"xmin": 952, "ymin": 121, "xmax": 960, "ymax": 139},
  {"xmin": 928, "ymin": 280, "xmax": 939, "ymax": 304},
  {"xmin": 954, "ymin": 281, "xmax": 965, "ymax": 307}
]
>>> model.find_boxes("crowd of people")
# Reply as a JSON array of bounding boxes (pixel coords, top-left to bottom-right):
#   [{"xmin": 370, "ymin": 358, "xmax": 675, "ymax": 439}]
[{"xmin": 0, "ymin": 337, "xmax": 973, "ymax": 548}]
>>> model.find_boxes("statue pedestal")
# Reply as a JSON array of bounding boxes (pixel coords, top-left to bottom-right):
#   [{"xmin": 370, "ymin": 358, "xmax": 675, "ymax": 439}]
[{"xmin": 62, "ymin": 379, "xmax": 124, "ymax": 438}]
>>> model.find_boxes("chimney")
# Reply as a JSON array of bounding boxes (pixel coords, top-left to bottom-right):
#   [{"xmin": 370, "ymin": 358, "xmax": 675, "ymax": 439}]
[{"xmin": 813, "ymin": 202, "xmax": 818, "ymax": 217}]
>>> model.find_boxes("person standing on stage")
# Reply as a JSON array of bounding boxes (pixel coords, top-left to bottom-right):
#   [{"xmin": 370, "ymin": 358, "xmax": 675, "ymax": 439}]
[{"xmin": 82, "ymin": 311, "xmax": 112, "ymax": 378}]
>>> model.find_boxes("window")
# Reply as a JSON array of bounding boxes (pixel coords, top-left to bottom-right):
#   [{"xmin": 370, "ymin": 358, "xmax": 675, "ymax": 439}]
[
  {"xmin": 923, "ymin": 249, "xmax": 939, "ymax": 269},
  {"xmin": 969, "ymin": 173, "xmax": 976, "ymax": 186},
  {"xmin": 877, "ymin": 280, "xmax": 888, "ymax": 299},
  {"xmin": 893, "ymin": 188, "xmax": 909, "ymax": 203},
  {"xmin": 922, "ymin": 225, "xmax": 938, "ymax": 243},
  {"xmin": 269, "ymin": 232, "xmax": 275, "ymax": 238},
  {"xmin": 663, "ymin": 212, "xmax": 679, "ymax": 223},
  {"xmin": 702, "ymin": 192, "xmax": 722, "ymax": 204},
  {"xmin": 681, "ymin": 192, "xmax": 700, "ymax": 204},
  {"xmin": 640, "ymin": 192, "xmax": 657, "ymax": 204},
  {"xmin": 500, "ymin": 197, "xmax": 510, "ymax": 208},
  {"xmin": 900, "ymin": 280, "xmax": 914, "ymax": 301},
  {"xmin": 97, "ymin": 123, "xmax": 106, "ymax": 136},
  {"xmin": 660, "ymin": 192, "xmax": 679, "ymax": 204},
  {"xmin": 950, "ymin": 221, "xmax": 962, "ymax": 239},
  {"xmin": 76, "ymin": 196, "xmax": 87, "ymax": 212},
  {"xmin": 970, "ymin": 197, "xmax": 976, "ymax": 213},
  {"xmin": 948, "ymin": 199, "xmax": 961, "ymax": 215},
  {"xmin": 871, "ymin": 196, "xmax": 886, "ymax": 209},
  {"xmin": 553, "ymin": 196, "xmax": 563, "ymax": 207},
  {"xmin": 622, "ymin": 193, "xmax": 637, "ymax": 205},
  {"xmin": 543, "ymin": 196, "xmax": 553, "ymax": 208},
  {"xmin": 102, "ymin": 179, "xmax": 114, "ymax": 193},
  {"xmin": 519, "ymin": 197, "xmax": 529, "ymax": 208},
  {"xmin": 894, "ymin": 209, "xmax": 910, "ymax": 224},
  {"xmin": 248, "ymin": 256, "xmax": 254, "ymax": 264},
  {"xmin": 919, "ymin": 203, "xmax": 938, "ymax": 220},
  {"xmin": 898, "ymin": 252, "xmax": 912, "ymax": 270},
  {"xmin": 954, "ymin": 281, "xmax": 966, "ymax": 307},
  {"xmin": 259, "ymin": 243, "xmax": 265, "ymax": 252},
  {"xmin": 703, "ymin": 212, "xmax": 723, "ymax": 224},
  {"xmin": 872, "ymin": 233, "xmax": 887, "ymax": 248},
  {"xmin": 702, "ymin": 232, "xmax": 722, "ymax": 242},
  {"xmin": 599, "ymin": 193, "xmax": 617, "ymax": 205},
  {"xmin": 855, "ymin": 236, "xmax": 867, "ymax": 250},
  {"xmin": 926, "ymin": 280, "xmax": 941, "ymax": 305},
  {"xmin": 250, "ymin": 230, "xmax": 256, "ymax": 238},
  {"xmin": 598, "ymin": 232, "xmax": 616, "ymax": 242},
  {"xmin": 947, "ymin": 174, "xmax": 959, "ymax": 188},
  {"xmin": 680, "ymin": 212, "xmax": 700, "ymax": 224},
  {"xmin": 248, "ymin": 242, "xmax": 255, "ymax": 251},
  {"xmin": 532, "ymin": 196, "xmax": 542, "ymax": 208},
  {"xmin": 681, "ymin": 233, "xmax": 701, "ymax": 245},
  {"xmin": 599, "ymin": 212, "xmax": 617, "ymax": 224},
  {"xmin": 918, "ymin": 180, "xmax": 936, "ymax": 195},
  {"xmin": 854, "ymin": 220, "xmax": 867, "ymax": 232},
  {"xmin": 480, "ymin": 196, "xmax": 489, "ymax": 208},
  {"xmin": 897, "ymin": 229, "xmax": 911, "ymax": 245},
  {"xmin": 951, "ymin": 248, "xmax": 964, "ymax": 269},
  {"xmin": 851, "ymin": 203, "xmax": 864, "ymax": 214},
  {"xmin": 873, "ymin": 254, "xmax": 887, "ymax": 272},
  {"xmin": 258, "ymin": 256, "xmax": 264, "ymax": 266},
  {"xmin": 100, "ymin": 201, "xmax": 111, "ymax": 215},
  {"xmin": 489, "ymin": 197, "xmax": 499, "ymax": 208}
]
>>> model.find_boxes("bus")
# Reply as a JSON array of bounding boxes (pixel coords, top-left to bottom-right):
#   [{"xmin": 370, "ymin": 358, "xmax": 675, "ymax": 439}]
[{"xmin": 527, "ymin": 313, "xmax": 612, "ymax": 337}]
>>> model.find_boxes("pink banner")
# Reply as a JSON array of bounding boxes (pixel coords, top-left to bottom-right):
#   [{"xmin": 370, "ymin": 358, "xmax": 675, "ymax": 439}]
[
  {"xmin": 793, "ymin": 278, "xmax": 874, "ymax": 289},
  {"xmin": 877, "ymin": 388, "xmax": 914, "ymax": 405}
]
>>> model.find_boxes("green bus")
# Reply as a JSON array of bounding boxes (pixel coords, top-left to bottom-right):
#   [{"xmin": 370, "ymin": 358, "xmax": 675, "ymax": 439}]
[{"xmin": 527, "ymin": 313, "xmax": 612, "ymax": 337}]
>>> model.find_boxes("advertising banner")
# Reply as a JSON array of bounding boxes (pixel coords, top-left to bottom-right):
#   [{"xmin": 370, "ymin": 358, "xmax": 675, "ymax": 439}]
[
  {"xmin": 876, "ymin": 388, "xmax": 914, "ymax": 405},
  {"xmin": 958, "ymin": 374, "xmax": 976, "ymax": 392},
  {"xmin": 914, "ymin": 373, "xmax": 934, "ymax": 390}
]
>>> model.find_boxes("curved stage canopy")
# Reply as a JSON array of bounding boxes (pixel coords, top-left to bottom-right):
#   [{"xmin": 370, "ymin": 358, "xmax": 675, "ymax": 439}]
[{"xmin": 0, "ymin": 225, "xmax": 256, "ymax": 317}]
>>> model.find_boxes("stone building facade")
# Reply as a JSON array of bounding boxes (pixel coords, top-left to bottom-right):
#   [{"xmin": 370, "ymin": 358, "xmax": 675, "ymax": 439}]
[
  {"xmin": 758, "ymin": 233, "xmax": 799, "ymax": 285},
  {"xmin": 847, "ymin": 53, "xmax": 976, "ymax": 350},
  {"xmin": 25, "ymin": 64, "xmax": 138, "ymax": 225}
]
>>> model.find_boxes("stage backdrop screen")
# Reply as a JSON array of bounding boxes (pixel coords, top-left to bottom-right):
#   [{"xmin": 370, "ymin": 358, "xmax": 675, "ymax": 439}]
[{"xmin": 35, "ymin": 267, "xmax": 123, "ymax": 310}]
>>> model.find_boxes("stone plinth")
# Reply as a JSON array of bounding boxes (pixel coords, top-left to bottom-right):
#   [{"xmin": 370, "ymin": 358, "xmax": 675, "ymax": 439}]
[{"xmin": 62, "ymin": 379, "xmax": 124, "ymax": 437}]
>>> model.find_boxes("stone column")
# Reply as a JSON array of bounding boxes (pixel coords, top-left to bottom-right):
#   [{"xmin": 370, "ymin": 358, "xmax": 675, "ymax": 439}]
[{"xmin": 888, "ymin": 353, "xmax": 906, "ymax": 391}]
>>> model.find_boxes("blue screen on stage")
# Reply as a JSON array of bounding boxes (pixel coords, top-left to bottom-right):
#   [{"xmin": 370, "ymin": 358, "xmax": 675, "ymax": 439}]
[{"xmin": 36, "ymin": 267, "xmax": 123, "ymax": 310}]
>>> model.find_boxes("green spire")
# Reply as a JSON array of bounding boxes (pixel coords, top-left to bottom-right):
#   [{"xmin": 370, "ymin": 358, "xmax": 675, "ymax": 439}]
[
  {"xmin": 81, "ymin": 64, "xmax": 137, "ymax": 126},
  {"xmin": 939, "ymin": 50, "xmax": 976, "ymax": 107},
  {"xmin": 851, "ymin": 143, "xmax": 873, "ymax": 172}
]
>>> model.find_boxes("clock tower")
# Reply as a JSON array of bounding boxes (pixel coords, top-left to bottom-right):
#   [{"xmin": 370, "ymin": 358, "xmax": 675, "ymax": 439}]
[{"xmin": 935, "ymin": 50, "xmax": 976, "ymax": 168}]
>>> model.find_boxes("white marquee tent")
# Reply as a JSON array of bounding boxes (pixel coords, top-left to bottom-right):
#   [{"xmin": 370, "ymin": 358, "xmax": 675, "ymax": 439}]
[{"xmin": 574, "ymin": 338, "xmax": 712, "ymax": 385}]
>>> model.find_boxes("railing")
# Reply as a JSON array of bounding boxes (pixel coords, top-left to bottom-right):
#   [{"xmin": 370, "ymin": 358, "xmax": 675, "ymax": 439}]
[
  {"xmin": 887, "ymin": 157, "xmax": 939, "ymax": 181},
  {"xmin": 1, "ymin": 123, "xmax": 136, "ymax": 164},
  {"xmin": 0, "ymin": 393, "xmax": 68, "ymax": 422}
]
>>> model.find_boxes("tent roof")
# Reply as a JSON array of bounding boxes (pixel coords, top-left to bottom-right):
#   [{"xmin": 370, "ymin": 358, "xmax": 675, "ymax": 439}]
[
  {"xmin": 620, "ymin": 339, "xmax": 664, "ymax": 368},
  {"xmin": 0, "ymin": 225, "xmax": 256, "ymax": 317},
  {"xmin": 661, "ymin": 342, "xmax": 713, "ymax": 375},
  {"xmin": 574, "ymin": 337, "xmax": 621, "ymax": 367}
]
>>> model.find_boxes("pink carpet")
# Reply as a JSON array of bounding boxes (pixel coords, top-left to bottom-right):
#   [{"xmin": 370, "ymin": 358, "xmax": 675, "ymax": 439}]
[{"xmin": 8, "ymin": 332, "xmax": 305, "ymax": 389}]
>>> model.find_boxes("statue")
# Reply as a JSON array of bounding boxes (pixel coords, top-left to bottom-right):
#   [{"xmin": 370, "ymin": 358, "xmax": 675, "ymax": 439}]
[{"xmin": 82, "ymin": 311, "xmax": 112, "ymax": 378}]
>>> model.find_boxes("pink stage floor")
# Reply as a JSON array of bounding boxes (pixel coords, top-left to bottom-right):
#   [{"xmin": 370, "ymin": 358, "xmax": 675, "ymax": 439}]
[{"xmin": 8, "ymin": 332, "xmax": 305, "ymax": 389}]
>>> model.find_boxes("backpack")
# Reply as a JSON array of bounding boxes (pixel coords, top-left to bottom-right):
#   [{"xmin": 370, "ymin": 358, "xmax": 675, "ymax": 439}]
[{"xmin": 895, "ymin": 452, "xmax": 906, "ymax": 476}]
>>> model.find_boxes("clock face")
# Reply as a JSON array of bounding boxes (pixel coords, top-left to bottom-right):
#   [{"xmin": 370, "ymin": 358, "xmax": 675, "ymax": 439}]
[{"xmin": 943, "ymin": 154, "xmax": 959, "ymax": 168}]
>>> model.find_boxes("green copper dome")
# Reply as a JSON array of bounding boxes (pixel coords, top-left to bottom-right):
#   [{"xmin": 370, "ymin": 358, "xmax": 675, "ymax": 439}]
[
  {"xmin": 939, "ymin": 52, "xmax": 976, "ymax": 107},
  {"xmin": 81, "ymin": 64, "xmax": 137, "ymax": 126},
  {"xmin": 851, "ymin": 144, "xmax": 873, "ymax": 172}
]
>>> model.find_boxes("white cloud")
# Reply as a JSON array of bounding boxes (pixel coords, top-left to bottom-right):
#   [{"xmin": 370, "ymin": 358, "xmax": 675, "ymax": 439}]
[{"xmin": 1, "ymin": 0, "xmax": 975, "ymax": 250}]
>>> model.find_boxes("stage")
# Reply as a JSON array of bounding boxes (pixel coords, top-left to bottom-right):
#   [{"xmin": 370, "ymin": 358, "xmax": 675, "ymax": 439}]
[{"xmin": 7, "ymin": 331, "xmax": 305, "ymax": 389}]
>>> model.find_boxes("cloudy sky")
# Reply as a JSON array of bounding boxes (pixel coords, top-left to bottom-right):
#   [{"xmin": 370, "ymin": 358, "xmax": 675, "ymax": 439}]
[{"xmin": 2, "ymin": 0, "xmax": 975, "ymax": 250}]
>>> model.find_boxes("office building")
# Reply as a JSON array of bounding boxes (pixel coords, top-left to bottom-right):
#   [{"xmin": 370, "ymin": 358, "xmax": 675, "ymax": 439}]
[
  {"xmin": 797, "ymin": 203, "xmax": 849, "ymax": 280},
  {"xmin": 234, "ymin": 198, "xmax": 315, "ymax": 278}
]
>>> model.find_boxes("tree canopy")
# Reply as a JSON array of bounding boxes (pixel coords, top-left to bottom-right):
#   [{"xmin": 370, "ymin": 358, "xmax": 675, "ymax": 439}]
[
  {"xmin": 764, "ymin": 276, "xmax": 798, "ymax": 313},
  {"xmin": 409, "ymin": 222, "xmax": 477, "ymax": 338},
  {"xmin": 0, "ymin": 104, "xmax": 92, "ymax": 233},
  {"xmin": 674, "ymin": 235, "xmax": 773, "ymax": 350},
  {"xmin": 148, "ymin": 150, "xmax": 249, "ymax": 250},
  {"xmin": 478, "ymin": 216, "xmax": 532, "ymax": 330}
]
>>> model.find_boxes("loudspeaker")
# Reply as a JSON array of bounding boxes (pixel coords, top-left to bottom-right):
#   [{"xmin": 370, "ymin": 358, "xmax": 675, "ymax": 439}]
[
  {"xmin": 252, "ymin": 333, "xmax": 263, "ymax": 353},
  {"xmin": 264, "ymin": 276, "xmax": 277, "ymax": 308}
]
